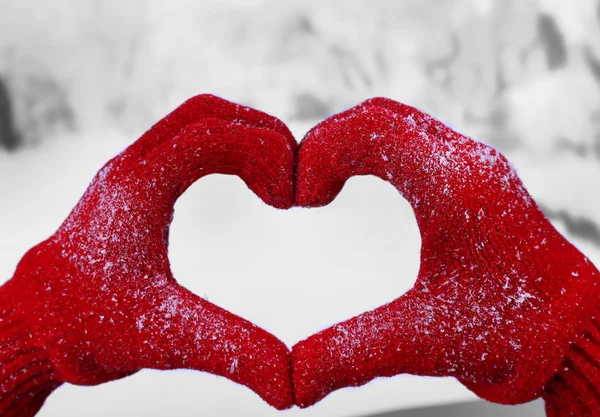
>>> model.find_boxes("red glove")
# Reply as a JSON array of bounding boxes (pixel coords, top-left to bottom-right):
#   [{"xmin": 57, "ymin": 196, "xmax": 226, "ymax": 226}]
[
  {"xmin": 293, "ymin": 98, "xmax": 600, "ymax": 416},
  {"xmin": 0, "ymin": 94, "xmax": 296, "ymax": 416}
]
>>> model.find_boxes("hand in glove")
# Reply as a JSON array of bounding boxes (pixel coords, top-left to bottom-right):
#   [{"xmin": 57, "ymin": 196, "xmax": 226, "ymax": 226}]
[
  {"xmin": 292, "ymin": 98, "xmax": 600, "ymax": 416},
  {"xmin": 0, "ymin": 95, "xmax": 296, "ymax": 416}
]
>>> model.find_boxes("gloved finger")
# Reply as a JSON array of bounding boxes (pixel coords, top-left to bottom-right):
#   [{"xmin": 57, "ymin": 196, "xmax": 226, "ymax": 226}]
[
  {"xmin": 59, "ymin": 117, "xmax": 296, "ymax": 259},
  {"xmin": 97, "ymin": 282, "xmax": 294, "ymax": 410},
  {"xmin": 58, "ymin": 96, "xmax": 296, "ymax": 246},
  {"xmin": 295, "ymin": 98, "xmax": 436, "ymax": 209},
  {"xmin": 137, "ymin": 117, "xmax": 296, "ymax": 212},
  {"xmin": 115, "ymin": 94, "xmax": 296, "ymax": 166},
  {"xmin": 87, "ymin": 94, "xmax": 296, "ymax": 203},
  {"xmin": 291, "ymin": 290, "xmax": 466, "ymax": 408},
  {"xmin": 295, "ymin": 98, "xmax": 529, "ymax": 225},
  {"xmin": 361, "ymin": 97, "xmax": 462, "ymax": 140}
]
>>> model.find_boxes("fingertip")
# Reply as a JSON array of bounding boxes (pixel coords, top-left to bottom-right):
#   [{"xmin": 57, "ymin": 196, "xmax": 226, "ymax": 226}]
[
  {"xmin": 259, "ymin": 339, "xmax": 295, "ymax": 410},
  {"xmin": 243, "ymin": 327, "xmax": 295, "ymax": 410},
  {"xmin": 244, "ymin": 129, "xmax": 297, "ymax": 210},
  {"xmin": 289, "ymin": 338, "xmax": 332, "ymax": 408},
  {"xmin": 293, "ymin": 125, "xmax": 345, "ymax": 208}
]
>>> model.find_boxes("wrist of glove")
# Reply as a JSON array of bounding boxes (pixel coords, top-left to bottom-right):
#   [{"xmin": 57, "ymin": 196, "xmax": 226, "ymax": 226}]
[
  {"xmin": 543, "ymin": 305, "xmax": 600, "ymax": 416},
  {"xmin": 0, "ymin": 297, "xmax": 62, "ymax": 417}
]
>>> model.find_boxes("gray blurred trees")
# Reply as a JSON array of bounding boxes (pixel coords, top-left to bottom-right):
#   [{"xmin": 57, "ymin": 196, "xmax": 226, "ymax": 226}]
[
  {"xmin": 0, "ymin": 0, "xmax": 147, "ymax": 147},
  {"xmin": 0, "ymin": 76, "xmax": 19, "ymax": 150},
  {"xmin": 0, "ymin": 0, "xmax": 599, "ymax": 155}
]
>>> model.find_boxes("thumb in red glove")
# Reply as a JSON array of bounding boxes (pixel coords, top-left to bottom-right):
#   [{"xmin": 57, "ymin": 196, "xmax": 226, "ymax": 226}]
[
  {"xmin": 0, "ymin": 94, "xmax": 296, "ymax": 416},
  {"xmin": 293, "ymin": 97, "xmax": 600, "ymax": 416}
]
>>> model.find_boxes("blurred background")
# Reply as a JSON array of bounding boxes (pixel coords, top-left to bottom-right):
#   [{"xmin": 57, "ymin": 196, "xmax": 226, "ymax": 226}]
[{"xmin": 1, "ymin": 0, "xmax": 599, "ymax": 416}]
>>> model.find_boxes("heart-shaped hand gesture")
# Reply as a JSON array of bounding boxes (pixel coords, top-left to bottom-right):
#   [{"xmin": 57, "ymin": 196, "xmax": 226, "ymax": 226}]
[
  {"xmin": 0, "ymin": 95, "xmax": 296, "ymax": 416},
  {"xmin": 2, "ymin": 96, "xmax": 599, "ymax": 417},
  {"xmin": 292, "ymin": 98, "xmax": 600, "ymax": 416}
]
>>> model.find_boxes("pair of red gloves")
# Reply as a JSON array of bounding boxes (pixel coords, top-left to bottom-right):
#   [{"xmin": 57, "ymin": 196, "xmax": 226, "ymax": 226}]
[{"xmin": 1, "ymin": 95, "xmax": 598, "ymax": 417}]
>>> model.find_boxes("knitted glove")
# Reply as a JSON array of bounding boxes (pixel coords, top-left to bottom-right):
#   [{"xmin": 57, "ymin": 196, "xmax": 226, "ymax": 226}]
[
  {"xmin": 0, "ymin": 94, "xmax": 296, "ymax": 416},
  {"xmin": 292, "ymin": 97, "xmax": 600, "ymax": 416}
]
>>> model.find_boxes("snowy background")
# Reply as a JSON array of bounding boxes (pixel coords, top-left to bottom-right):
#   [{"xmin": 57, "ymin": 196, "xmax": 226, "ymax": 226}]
[{"xmin": 1, "ymin": 0, "xmax": 600, "ymax": 416}]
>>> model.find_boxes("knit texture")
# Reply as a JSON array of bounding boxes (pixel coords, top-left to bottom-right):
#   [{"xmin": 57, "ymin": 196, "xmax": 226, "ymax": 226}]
[
  {"xmin": 3, "ymin": 94, "xmax": 600, "ymax": 416},
  {"xmin": 0, "ymin": 94, "xmax": 296, "ymax": 415},
  {"xmin": 0, "ymin": 299, "xmax": 62, "ymax": 417},
  {"xmin": 543, "ymin": 301, "xmax": 600, "ymax": 416},
  {"xmin": 292, "ymin": 97, "xmax": 600, "ymax": 415}
]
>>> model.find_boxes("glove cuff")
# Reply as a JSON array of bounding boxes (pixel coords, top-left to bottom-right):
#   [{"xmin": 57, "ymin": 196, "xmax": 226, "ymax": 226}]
[
  {"xmin": 0, "ymin": 311, "xmax": 62, "ymax": 416},
  {"xmin": 543, "ymin": 308, "xmax": 600, "ymax": 416}
]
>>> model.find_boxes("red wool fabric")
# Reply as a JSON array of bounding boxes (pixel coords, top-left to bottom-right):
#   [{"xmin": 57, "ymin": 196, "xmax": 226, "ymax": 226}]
[
  {"xmin": 0, "ymin": 94, "xmax": 296, "ymax": 416},
  {"xmin": 293, "ymin": 98, "xmax": 600, "ymax": 416},
  {"xmin": 3, "ymin": 94, "xmax": 600, "ymax": 417}
]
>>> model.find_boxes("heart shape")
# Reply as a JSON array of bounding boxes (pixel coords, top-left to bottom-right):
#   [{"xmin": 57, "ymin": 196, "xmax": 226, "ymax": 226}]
[{"xmin": 1, "ymin": 95, "xmax": 599, "ymax": 417}]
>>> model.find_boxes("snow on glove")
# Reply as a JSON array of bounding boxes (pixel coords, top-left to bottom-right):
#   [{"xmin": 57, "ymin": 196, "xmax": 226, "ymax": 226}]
[
  {"xmin": 292, "ymin": 97, "xmax": 600, "ymax": 416},
  {"xmin": 0, "ymin": 94, "xmax": 296, "ymax": 416}
]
